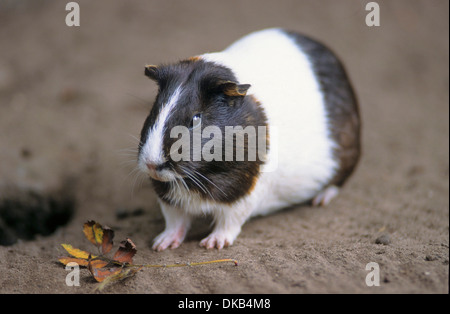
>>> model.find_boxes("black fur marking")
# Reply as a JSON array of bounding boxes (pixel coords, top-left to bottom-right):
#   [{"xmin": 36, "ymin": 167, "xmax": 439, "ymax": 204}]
[
  {"xmin": 139, "ymin": 58, "xmax": 268, "ymax": 205},
  {"xmin": 285, "ymin": 30, "xmax": 361, "ymax": 187}
]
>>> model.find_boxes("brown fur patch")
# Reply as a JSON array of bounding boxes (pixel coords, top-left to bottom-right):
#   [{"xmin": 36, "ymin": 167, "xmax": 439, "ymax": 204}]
[
  {"xmin": 187, "ymin": 56, "xmax": 201, "ymax": 62},
  {"xmin": 285, "ymin": 30, "xmax": 361, "ymax": 188}
]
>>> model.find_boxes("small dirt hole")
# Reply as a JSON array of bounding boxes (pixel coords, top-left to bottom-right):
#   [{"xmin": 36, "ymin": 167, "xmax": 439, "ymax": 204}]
[{"xmin": 0, "ymin": 188, "xmax": 75, "ymax": 246}]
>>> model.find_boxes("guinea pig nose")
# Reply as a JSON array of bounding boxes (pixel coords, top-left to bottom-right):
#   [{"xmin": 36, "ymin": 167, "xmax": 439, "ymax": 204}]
[{"xmin": 146, "ymin": 163, "xmax": 157, "ymax": 171}]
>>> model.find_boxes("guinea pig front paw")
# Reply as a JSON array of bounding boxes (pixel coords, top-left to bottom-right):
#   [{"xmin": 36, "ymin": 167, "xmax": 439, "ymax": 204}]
[
  {"xmin": 200, "ymin": 231, "xmax": 236, "ymax": 250},
  {"xmin": 152, "ymin": 227, "xmax": 187, "ymax": 251}
]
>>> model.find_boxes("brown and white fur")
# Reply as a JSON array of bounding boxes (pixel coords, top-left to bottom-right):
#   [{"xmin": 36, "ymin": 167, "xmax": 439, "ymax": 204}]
[{"xmin": 137, "ymin": 28, "xmax": 360, "ymax": 250}]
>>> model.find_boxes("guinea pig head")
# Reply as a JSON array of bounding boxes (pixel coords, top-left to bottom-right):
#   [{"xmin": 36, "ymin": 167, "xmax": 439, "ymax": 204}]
[{"xmin": 138, "ymin": 60, "xmax": 267, "ymax": 203}]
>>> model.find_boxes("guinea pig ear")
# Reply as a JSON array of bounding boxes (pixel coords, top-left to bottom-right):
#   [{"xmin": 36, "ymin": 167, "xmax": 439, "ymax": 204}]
[
  {"xmin": 218, "ymin": 81, "xmax": 251, "ymax": 97},
  {"xmin": 144, "ymin": 65, "xmax": 159, "ymax": 81}
]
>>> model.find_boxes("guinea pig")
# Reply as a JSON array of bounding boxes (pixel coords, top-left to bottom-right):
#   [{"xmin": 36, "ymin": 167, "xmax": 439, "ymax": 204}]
[{"xmin": 137, "ymin": 28, "xmax": 361, "ymax": 251}]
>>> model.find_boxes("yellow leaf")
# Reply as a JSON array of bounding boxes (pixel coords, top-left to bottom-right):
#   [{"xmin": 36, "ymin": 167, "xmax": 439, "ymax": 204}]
[
  {"xmin": 58, "ymin": 257, "xmax": 89, "ymax": 267},
  {"xmin": 61, "ymin": 243, "xmax": 95, "ymax": 260},
  {"xmin": 83, "ymin": 221, "xmax": 104, "ymax": 246},
  {"xmin": 93, "ymin": 224, "xmax": 103, "ymax": 245}
]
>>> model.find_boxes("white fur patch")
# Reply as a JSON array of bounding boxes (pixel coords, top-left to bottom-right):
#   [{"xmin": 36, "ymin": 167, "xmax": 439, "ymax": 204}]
[{"xmin": 139, "ymin": 86, "xmax": 182, "ymax": 171}]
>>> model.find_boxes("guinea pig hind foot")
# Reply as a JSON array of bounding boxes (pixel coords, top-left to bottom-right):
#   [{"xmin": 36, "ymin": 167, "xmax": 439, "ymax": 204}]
[{"xmin": 312, "ymin": 185, "xmax": 340, "ymax": 207}]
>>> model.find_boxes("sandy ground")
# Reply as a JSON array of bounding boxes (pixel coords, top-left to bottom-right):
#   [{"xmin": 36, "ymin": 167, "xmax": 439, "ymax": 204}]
[{"xmin": 0, "ymin": 0, "xmax": 448, "ymax": 294}]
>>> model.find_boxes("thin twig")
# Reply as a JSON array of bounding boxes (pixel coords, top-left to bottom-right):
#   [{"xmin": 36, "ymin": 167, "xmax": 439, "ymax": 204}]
[{"xmin": 126, "ymin": 258, "xmax": 238, "ymax": 268}]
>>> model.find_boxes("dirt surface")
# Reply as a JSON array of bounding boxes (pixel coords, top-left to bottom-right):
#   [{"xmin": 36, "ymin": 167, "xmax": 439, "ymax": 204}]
[{"xmin": 0, "ymin": 0, "xmax": 448, "ymax": 294}]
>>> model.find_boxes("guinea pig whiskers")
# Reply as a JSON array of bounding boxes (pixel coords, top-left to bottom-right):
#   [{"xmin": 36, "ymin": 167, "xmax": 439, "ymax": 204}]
[
  {"xmin": 119, "ymin": 146, "xmax": 139, "ymax": 152},
  {"xmin": 125, "ymin": 92, "xmax": 152, "ymax": 107},
  {"xmin": 169, "ymin": 164, "xmax": 190, "ymax": 192},
  {"xmin": 191, "ymin": 169, "xmax": 228, "ymax": 197},
  {"xmin": 170, "ymin": 174, "xmax": 181, "ymax": 192},
  {"xmin": 119, "ymin": 160, "xmax": 140, "ymax": 170},
  {"xmin": 117, "ymin": 149, "xmax": 140, "ymax": 174},
  {"xmin": 126, "ymin": 133, "xmax": 143, "ymax": 147},
  {"xmin": 185, "ymin": 171, "xmax": 208, "ymax": 195},
  {"xmin": 180, "ymin": 177, "xmax": 190, "ymax": 192},
  {"xmin": 168, "ymin": 145, "xmax": 185, "ymax": 159},
  {"xmin": 118, "ymin": 152, "xmax": 140, "ymax": 159},
  {"xmin": 116, "ymin": 146, "xmax": 140, "ymax": 167},
  {"xmin": 123, "ymin": 164, "xmax": 147, "ymax": 196},
  {"xmin": 179, "ymin": 165, "xmax": 214, "ymax": 200}
]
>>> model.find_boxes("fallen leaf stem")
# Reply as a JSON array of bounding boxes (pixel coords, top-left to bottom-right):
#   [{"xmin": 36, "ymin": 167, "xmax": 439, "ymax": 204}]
[{"xmin": 127, "ymin": 258, "xmax": 238, "ymax": 268}]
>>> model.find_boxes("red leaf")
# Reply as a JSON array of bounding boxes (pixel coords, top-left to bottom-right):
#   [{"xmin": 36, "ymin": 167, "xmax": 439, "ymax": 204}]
[
  {"xmin": 112, "ymin": 238, "xmax": 136, "ymax": 264},
  {"xmin": 87, "ymin": 255, "xmax": 121, "ymax": 283},
  {"xmin": 101, "ymin": 226, "xmax": 114, "ymax": 254}
]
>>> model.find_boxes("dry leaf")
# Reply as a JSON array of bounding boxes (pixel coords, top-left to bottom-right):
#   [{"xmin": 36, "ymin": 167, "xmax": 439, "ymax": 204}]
[
  {"xmin": 83, "ymin": 221, "xmax": 103, "ymax": 246},
  {"xmin": 88, "ymin": 255, "xmax": 122, "ymax": 283},
  {"xmin": 101, "ymin": 227, "xmax": 114, "ymax": 254},
  {"xmin": 87, "ymin": 238, "xmax": 136, "ymax": 284},
  {"xmin": 83, "ymin": 221, "xmax": 114, "ymax": 254},
  {"xmin": 61, "ymin": 243, "xmax": 91, "ymax": 259},
  {"xmin": 58, "ymin": 256, "xmax": 89, "ymax": 267},
  {"xmin": 94, "ymin": 266, "xmax": 143, "ymax": 291},
  {"xmin": 112, "ymin": 238, "xmax": 136, "ymax": 264},
  {"xmin": 58, "ymin": 243, "xmax": 96, "ymax": 266}
]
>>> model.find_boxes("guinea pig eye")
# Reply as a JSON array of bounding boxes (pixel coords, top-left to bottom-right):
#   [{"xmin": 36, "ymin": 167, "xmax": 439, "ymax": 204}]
[{"xmin": 190, "ymin": 113, "xmax": 202, "ymax": 130}]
